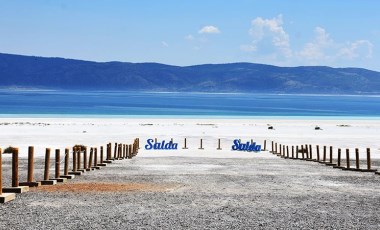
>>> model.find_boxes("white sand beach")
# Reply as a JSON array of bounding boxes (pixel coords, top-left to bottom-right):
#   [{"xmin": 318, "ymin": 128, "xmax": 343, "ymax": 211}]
[{"xmin": 0, "ymin": 117, "xmax": 379, "ymax": 159}]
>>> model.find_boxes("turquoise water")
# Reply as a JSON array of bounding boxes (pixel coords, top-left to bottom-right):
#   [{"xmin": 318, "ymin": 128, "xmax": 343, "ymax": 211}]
[{"xmin": 0, "ymin": 90, "xmax": 379, "ymax": 118}]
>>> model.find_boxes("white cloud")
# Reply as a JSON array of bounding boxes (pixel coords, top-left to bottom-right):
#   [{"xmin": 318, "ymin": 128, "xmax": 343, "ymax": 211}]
[
  {"xmin": 241, "ymin": 16, "xmax": 374, "ymax": 66},
  {"xmin": 338, "ymin": 40, "xmax": 373, "ymax": 59},
  {"xmin": 198, "ymin": 25, "xmax": 221, "ymax": 34},
  {"xmin": 297, "ymin": 27, "xmax": 334, "ymax": 61},
  {"xmin": 161, "ymin": 41, "xmax": 169, "ymax": 47},
  {"xmin": 247, "ymin": 14, "xmax": 292, "ymax": 58}
]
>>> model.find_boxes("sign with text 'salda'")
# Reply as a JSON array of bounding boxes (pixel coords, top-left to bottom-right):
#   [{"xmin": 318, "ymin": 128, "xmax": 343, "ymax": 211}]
[
  {"xmin": 232, "ymin": 139, "xmax": 261, "ymax": 152},
  {"xmin": 145, "ymin": 139, "xmax": 178, "ymax": 150}
]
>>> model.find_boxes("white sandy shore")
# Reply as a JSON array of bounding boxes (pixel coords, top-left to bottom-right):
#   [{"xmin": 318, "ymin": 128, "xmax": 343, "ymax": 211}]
[{"xmin": 0, "ymin": 117, "xmax": 379, "ymax": 159}]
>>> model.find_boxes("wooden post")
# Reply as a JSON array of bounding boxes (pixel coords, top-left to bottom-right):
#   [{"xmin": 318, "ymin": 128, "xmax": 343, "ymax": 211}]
[
  {"xmin": 86, "ymin": 147, "xmax": 93, "ymax": 171},
  {"xmin": 17, "ymin": 146, "xmax": 41, "ymax": 187},
  {"xmin": 275, "ymin": 143, "xmax": 278, "ymax": 154},
  {"xmin": 323, "ymin": 146, "xmax": 326, "ymax": 162},
  {"xmin": 309, "ymin": 144, "xmax": 313, "ymax": 159},
  {"xmin": 301, "ymin": 145, "xmax": 305, "ymax": 159},
  {"xmin": 114, "ymin": 142, "xmax": 118, "ymax": 159},
  {"xmin": 279, "ymin": 144, "xmax": 282, "ymax": 156},
  {"xmin": 286, "ymin": 146, "xmax": 289, "ymax": 158},
  {"xmin": 296, "ymin": 146, "xmax": 299, "ymax": 159},
  {"xmin": 83, "ymin": 147, "xmax": 88, "ymax": 170},
  {"xmin": 199, "ymin": 139, "xmax": 204, "ymax": 150},
  {"xmin": 94, "ymin": 148, "xmax": 98, "ymax": 167},
  {"xmin": 12, "ymin": 148, "xmax": 19, "ymax": 187},
  {"xmin": 64, "ymin": 148, "xmax": 69, "ymax": 175},
  {"xmin": 27, "ymin": 146, "xmax": 34, "ymax": 182},
  {"xmin": 73, "ymin": 147, "xmax": 77, "ymax": 171},
  {"xmin": 100, "ymin": 146, "xmax": 104, "ymax": 163},
  {"xmin": 355, "ymin": 148, "xmax": 360, "ymax": 170},
  {"xmin": 316, "ymin": 145, "xmax": 320, "ymax": 162},
  {"xmin": 44, "ymin": 148, "xmax": 50, "ymax": 181},
  {"xmin": 55, "ymin": 149, "xmax": 60, "ymax": 179},
  {"xmin": 291, "ymin": 146, "xmax": 294, "ymax": 159},
  {"xmin": 217, "ymin": 139, "xmax": 222, "ymax": 150},
  {"xmin": 304, "ymin": 145, "xmax": 309, "ymax": 159},
  {"xmin": 335, "ymin": 148, "xmax": 342, "ymax": 168},
  {"xmin": 263, "ymin": 140, "xmax": 267, "ymax": 151},
  {"xmin": 271, "ymin": 141, "xmax": 274, "ymax": 153},
  {"xmin": 77, "ymin": 147, "xmax": 81, "ymax": 170},
  {"xmin": 0, "ymin": 148, "xmax": 16, "ymax": 203},
  {"xmin": 346, "ymin": 149, "xmax": 350, "ymax": 169},
  {"xmin": 329, "ymin": 146, "xmax": 333, "ymax": 163},
  {"xmin": 183, "ymin": 138, "xmax": 188, "ymax": 149},
  {"xmin": 367, "ymin": 148, "xmax": 372, "ymax": 171}
]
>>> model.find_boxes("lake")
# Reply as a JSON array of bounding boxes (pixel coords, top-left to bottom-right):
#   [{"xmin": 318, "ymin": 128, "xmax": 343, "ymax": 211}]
[{"xmin": 0, "ymin": 90, "xmax": 379, "ymax": 118}]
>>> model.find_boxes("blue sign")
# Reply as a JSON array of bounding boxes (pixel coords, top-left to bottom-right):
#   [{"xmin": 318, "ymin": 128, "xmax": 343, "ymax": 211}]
[
  {"xmin": 145, "ymin": 139, "xmax": 178, "ymax": 150},
  {"xmin": 232, "ymin": 139, "xmax": 261, "ymax": 152}
]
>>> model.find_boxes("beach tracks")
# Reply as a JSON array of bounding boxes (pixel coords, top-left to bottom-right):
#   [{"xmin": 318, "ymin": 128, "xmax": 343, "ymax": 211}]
[{"xmin": 0, "ymin": 138, "xmax": 140, "ymax": 203}]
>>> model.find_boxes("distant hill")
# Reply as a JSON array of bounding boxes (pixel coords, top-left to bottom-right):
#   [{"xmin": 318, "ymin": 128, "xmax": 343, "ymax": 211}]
[{"xmin": 1, "ymin": 53, "xmax": 380, "ymax": 94}]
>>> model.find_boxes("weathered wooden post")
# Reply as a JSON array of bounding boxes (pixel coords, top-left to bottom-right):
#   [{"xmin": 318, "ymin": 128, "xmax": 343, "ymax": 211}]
[
  {"xmin": 2, "ymin": 148, "xmax": 29, "ymax": 193},
  {"xmin": 182, "ymin": 138, "xmax": 189, "ymax": 149},
  {"xmin": 0, "ymin": 148, "xmax": 16, "ymax": 203},
  {"xmin": 98, "ymin": 146, "xmax": 107, "ymax": 166},
  {"xmin": 291, "ymin": 146, "xmax": 294, "ymax": 159},
  {"xmin": 279, "ymin": 144, "xmax": 282, "ymax": 157},
  {"xmin": 113, "ymin": 142, "xmax": 118, "ymax": 160},
  {"xmin": 20, "ymin": 146, "xmax": 41, "ymax": 187},
  {"xmin": 271, "ymin": 141, "xmax": 274, "ymax": 153},
  {"xmin": 69, "ymin": 147, "xmax": 81, "ymax": 176},
  {"xmin": 103, "ymin": 143, "xmax": 112, "ymax": 163},
  {"xmin": 296, "ymin": 146, "xmax": 299, "ymax": 159},
  {"xmin": 342, "ymin": 148, "xmax": 351, "ymax": 170},
  {"xmin": 263, "ymin": 140, "xmax": 267, "ymax": 151},
  {"xmin": 301, "ymin": 145, "xmax": 305, "ymax": 159},
  {"xmin": 86, "ymin": 148, "xmax": 93, "ymax": 171},
  {"xmin": 355, "ymin": 148, "xmax": 360, "ymax": 171},
  {"xmin": 217, "ymin": 139, "xmax": 222, "ymax": 150},
  {"xmin": 316, "ymin": 145, "xmax": 320, "ymax": 162},
  {"xmin": 83, "ymin": 146, "xmax": 88, "ymax": 171},
  {"xmin": 333, "ymin": 148, "xmax": 344, "ymax": 169},
  {"xmin": 118, "ymin": 144, "xmax": 122, "ymax": 159},
  {"xmin": 286, "ymin": 146, "xmax": 289, "ymax": 158},
  {"xmin": 367, "ymin": 148, "xmax": 378, "ymax": 173},
  {"xmin": 309, "ymin": 144, "xmax": 313, "ymax": 160},
  {"xmin": 77, "ymin": 147, "xmax": 82, "ymax": 172},
  {"xmin": 275, "ymin": 143, "xmax": 278, "ymax": 154},
  {"xmin": 128, "ymin": 144, "xmax": 132, "ymax": 159},
  {"xmin": 304, "ymin": 144, "xmax": 309, "ymax": 159},
  {"xmin": 92, "ymin": 147, "xmax": 100, "ymax": 169},
  {"xmin": 323, "ymin": 146, "xmax": 327, "ymax": 162},
  {"xmin": 325, "ymin": 146, "xmax": 336, "ymax": 166},
  {"xmin": 199, "ymin": 139, "xmax": 204, "ymax": 150},
  {"xmin": 61, "ymin": 148, "xmax": 75, "ymax": 179},
  {"xmin": 53, "ymin": 149, "xmax": 67, "ymax": 183},
  {"xmin": 40, "ymin": 148, "xmax": 57, "ymax": 185}
]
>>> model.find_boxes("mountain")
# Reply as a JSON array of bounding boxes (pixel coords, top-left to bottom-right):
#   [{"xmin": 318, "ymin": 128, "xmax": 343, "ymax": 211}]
[{"xmin": 1, "ymin": 53, "xmax": 380, "ymax": 94}]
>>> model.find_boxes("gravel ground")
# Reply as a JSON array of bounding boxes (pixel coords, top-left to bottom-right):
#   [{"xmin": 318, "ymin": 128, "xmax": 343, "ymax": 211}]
[{"xmin": 1, "ymin": 152, "xmax": 380, "ymax": 229}]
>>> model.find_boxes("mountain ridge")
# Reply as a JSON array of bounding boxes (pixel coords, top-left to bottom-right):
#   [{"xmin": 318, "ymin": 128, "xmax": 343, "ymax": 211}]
[{"xmin": 1, "ymin": 52, "xmax": 380, "ymax": 94}]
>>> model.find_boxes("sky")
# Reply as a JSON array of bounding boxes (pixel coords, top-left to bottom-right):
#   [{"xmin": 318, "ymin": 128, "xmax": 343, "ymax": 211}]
[{"xmin": 0, "ymin": 0, "xmax": 379, "ymax": 71}]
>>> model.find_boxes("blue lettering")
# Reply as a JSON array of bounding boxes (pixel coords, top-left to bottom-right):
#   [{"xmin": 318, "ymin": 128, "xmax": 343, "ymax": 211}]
[
  {"xmin": 232, "ymin": 139, "xmax": 240, "ymax": 150},
  {"xmin": 145, "ymin": 139, "xmax": 154, "ymax": 150}
]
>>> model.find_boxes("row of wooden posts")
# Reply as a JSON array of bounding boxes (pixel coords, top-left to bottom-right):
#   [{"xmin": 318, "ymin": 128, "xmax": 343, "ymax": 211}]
[
  {"xmin": 269, "ymin": 140, "xmax": 379, "ymax": 173},
  {"xmin": 0, "ymin": 138, "xmax": 140, "ymax": 204},
  {"xmin": 180, "ymin": 138, "xmax": 266, "ymax": 150}
]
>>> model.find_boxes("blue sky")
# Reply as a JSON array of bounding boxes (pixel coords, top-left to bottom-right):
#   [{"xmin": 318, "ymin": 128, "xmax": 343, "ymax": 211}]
[{"xmin": 1, "ymin": 0, "xmax": 379, "ymax": 70}]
